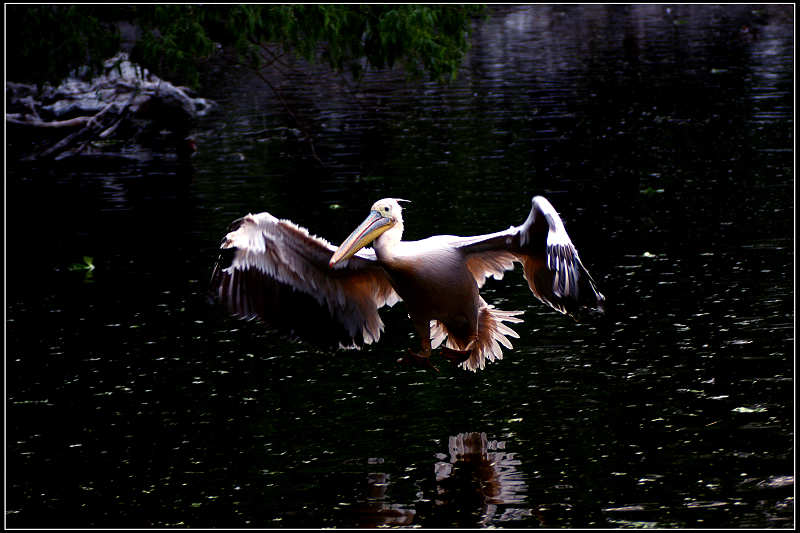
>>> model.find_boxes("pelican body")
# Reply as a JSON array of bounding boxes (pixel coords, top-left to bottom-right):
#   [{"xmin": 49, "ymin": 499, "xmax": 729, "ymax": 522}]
[{"xmin": 212, "ymin": 196, "xmax": 604, "ymax": 371}]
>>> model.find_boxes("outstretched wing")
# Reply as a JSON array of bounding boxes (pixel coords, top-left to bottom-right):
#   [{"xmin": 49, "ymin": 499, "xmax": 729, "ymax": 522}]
[
  {"xmin": 447, "ymin": 196, "xmax": 605, "ymax": 317},
  {"xmin": 211, "ymin": 212, "xmax": 401, "ymax": 345}
]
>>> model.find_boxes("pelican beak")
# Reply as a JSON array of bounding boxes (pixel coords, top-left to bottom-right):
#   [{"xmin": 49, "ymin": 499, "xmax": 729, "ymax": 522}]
[{"xmin": 329, "ymin": 210, "xmax": 393, "ymax": 267}]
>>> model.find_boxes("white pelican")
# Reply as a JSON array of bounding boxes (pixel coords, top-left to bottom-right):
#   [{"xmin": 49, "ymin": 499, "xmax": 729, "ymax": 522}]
[{"xmin": 211, "ymin": 196, "xmax": 604, "ymax": 372}]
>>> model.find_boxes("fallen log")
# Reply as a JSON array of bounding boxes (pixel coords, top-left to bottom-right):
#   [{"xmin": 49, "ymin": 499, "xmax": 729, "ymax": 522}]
[
  {"xmin": 7, "ymin": 115, "xmax": 94, "ymax": 129},
  {"xmin": 6, "ymin": 52, "xmax": 215, "ymax": 162}
]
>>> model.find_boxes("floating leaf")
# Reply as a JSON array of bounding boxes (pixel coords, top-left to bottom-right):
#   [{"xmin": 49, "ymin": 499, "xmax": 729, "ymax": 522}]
[
  {"xmin": 732, "ymin": 406, "xmax": 768, "ymax": 413},
  {"xmin": 640, "ymin": 187, "xmax": 665, "ymax": 196},
  {"xmin": 69, "ymin": 256, "xmax": 95, "ymax": 271}
]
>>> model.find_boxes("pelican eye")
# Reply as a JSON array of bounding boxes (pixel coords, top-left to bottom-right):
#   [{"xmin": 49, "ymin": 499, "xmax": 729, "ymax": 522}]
[{"xmin": 382, "ymin": 206, "xmax": 390, "ymax": 213}]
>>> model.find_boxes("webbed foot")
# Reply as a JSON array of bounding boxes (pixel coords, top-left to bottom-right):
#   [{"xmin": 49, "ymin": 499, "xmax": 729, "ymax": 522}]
[
  {"xmin": 441, "ymin": 346, "xmax": 471, "ymax": 364},
  {"xmin": 397, "ymin": 349, "xmax": 439, "ymax": 373}
]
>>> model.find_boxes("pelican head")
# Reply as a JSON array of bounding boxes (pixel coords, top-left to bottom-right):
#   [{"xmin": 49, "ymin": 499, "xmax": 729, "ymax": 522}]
[{"xmin": 329, "ymin": 198, "xmax": 408, "ymax": 267}]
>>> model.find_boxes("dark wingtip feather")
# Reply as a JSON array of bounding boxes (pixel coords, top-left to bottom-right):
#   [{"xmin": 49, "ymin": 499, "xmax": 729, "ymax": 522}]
[
  {"xmin": 565, "ymin": 266, "xmax": 606, "ymax": 321},
  {"xmin": 227, "ymin": 216, "xmax": 245, "ymax": 232},
  {"xmin": 209, "ymin": 247, "xmax": 237, "ymax": 296}
]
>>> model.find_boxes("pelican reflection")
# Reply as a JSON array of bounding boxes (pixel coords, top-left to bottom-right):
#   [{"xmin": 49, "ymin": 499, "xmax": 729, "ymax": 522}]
[
  {"xmin": 346, "ymin": 432, "xmax": 530, "ymax": 527},
  {"xmin": 432, "ymin": 432, "xmax": 529, "ymax": 526}
]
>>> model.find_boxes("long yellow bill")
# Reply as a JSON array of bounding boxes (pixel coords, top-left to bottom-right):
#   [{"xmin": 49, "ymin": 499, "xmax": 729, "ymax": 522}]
[{"xmin": 329, "ymin": 210, "xmax": 393, "ymax": 267}]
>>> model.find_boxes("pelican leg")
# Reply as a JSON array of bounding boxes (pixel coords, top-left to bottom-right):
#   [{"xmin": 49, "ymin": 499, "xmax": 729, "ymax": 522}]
[{"xmin": 397, "ymin": 317, "xmax": 439, "ymax": 373}]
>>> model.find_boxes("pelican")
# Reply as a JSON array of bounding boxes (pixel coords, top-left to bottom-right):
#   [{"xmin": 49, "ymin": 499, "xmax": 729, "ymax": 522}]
[{"xmin": 211, "ymin": 196, "xmax": 604, "ymax": 372}]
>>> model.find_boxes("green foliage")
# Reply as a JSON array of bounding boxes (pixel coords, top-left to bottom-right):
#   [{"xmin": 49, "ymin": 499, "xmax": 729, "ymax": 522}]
[
  {"xmin": 7, "ymin": 5, "xmax": 485, "ymax": 87},
  {"xmin": 131, "ymin": 5, "xmax": 217, "ymax": 87}
]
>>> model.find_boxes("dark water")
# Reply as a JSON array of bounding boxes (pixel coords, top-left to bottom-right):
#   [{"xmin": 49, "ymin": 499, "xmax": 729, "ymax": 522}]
[{"xmin": 6, "ymin": 5, "xmax": 794, "ymax": 528}]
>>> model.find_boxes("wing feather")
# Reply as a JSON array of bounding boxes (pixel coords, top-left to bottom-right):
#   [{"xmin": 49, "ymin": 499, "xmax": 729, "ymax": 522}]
[
  {"xmin": 448, "ymin": 196, "xmax": 604, "ymax": 318},
  {"xmin": 211, "ymin": 211, "xmax": 401, "ymax": 345}
]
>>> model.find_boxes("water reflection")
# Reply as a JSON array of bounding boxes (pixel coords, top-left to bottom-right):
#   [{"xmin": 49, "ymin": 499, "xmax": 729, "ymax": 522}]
[
  {"xmin": 347, "ymin": 432, "xmax": 529, "ymax": 528},
  {"xmin": 346, "ymin": 458, "xmax": 416, "ymax": 528},
  {"xmin": 432, "ymin": 432, "xmax": 529, "ymax": 526}
]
